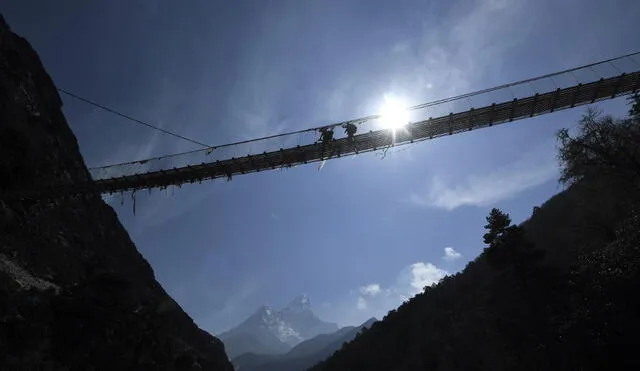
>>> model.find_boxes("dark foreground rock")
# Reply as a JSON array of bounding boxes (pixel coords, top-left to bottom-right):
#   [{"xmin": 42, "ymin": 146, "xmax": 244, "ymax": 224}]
[{"xmin": 0, "ymin": 14, "xmax": 233, "ymax": 371}]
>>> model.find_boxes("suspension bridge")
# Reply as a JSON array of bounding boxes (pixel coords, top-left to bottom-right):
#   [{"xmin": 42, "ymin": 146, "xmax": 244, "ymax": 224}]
[{"xmin": 5, "ymin": 52, "xmax": 640, "ymax": 201}]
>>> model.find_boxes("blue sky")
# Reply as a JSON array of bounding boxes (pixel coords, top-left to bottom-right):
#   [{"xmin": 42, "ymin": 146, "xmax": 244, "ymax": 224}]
[{"xmin": 4, "ymin": 0, "xmax": 639, "ymax": 333}]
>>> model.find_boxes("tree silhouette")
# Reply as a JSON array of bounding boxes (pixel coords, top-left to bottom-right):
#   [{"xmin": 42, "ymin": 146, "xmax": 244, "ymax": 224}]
[
  {"xmin": 557, "ymin": 107, "xmax": 640, "ymax": 185},
  {"xmin": 482, "ymin": 208, "xmax": 512, "ymax": 245}
]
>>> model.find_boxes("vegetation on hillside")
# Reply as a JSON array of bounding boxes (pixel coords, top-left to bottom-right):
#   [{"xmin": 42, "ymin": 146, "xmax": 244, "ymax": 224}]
[{"xmin": 310, "ymin": 95, "xmax": 640, "ymax": 371}]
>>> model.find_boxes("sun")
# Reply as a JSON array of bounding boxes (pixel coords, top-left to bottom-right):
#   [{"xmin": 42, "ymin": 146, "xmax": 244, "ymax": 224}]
[{"xmin": 379, "ymin": 96, "xmax": 410, "ymax": 131}]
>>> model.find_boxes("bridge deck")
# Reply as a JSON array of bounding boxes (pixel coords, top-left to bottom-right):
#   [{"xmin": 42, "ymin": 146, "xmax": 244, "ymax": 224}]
[{"xmin": 8, "ymin": 71, "xmax": 640, "ymax": 200}]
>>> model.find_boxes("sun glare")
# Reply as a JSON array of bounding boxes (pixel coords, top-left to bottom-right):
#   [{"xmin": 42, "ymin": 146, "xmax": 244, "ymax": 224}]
[{"xmin": 379, "ymin": 97, "xmax": 410, "ymax": 131}]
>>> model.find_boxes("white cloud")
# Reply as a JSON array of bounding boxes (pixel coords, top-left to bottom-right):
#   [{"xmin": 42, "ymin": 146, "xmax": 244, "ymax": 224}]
[
  {"xmin": 443, "ymin": 247, "xmax": 462, "ymax": 261},
  {"xmin": 357, "ymin": 297, "xmax": 368, "ymax": 310},
  {"xmin": 407, "ymin": 262, "xmax": 448, "ymax": 294},
  {"xmin": 359, "ymin": 284, "xmax": 382, "ymax": 297},
  {"xmin": 319, "ymin": 260, "xmax": 449, "ymax": 327}
]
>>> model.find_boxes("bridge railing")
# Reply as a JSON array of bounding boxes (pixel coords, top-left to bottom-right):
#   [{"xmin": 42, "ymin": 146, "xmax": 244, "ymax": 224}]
[
  {"xmin": 87, "ymin": 52, "xmax": 640, "ymax": 181},
  {"xmin": 79, "ymin": 70, "xmax": 638, "ymax": 196},
  {"xmin": 6, "ymin": 70, "xmax": 639, "ymax": 201}
]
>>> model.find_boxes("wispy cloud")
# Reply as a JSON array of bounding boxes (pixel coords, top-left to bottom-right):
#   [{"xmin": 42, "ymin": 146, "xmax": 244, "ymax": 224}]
[
  {"xmin": 410, "ymin": 163, "xmax": 557, "ymax": 210},
  {"xmin": 359, "ymin": 283, "xmax": 382, "ymax": 297},
  {"xmin": 410, "ymin": 142, "xmax": 559, "ymax": 210},
  {"xmin": 357, "ymin": 296, "xmax": 368, "ymax": 311},
  {"xmin": 380, "ymin": 0, "xmax": 530, "ymax": 109},
  {"xmin": 134, "ymin": 184, "xmax": 217, "ymax": 230}
]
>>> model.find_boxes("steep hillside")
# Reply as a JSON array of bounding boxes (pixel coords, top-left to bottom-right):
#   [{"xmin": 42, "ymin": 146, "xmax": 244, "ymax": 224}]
[
  {"xmin": 0, "ymin": 14, "xmax": 232, "ymax": 371},
  {"xmin": 311, "ymin": 104, "xmax": 640, "ymax": 370}
]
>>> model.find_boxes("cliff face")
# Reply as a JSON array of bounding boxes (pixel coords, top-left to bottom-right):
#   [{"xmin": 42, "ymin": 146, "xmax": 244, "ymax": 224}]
[{"xmin": 0, "ymin": 15, "xmax": 233, "ymax": 371}]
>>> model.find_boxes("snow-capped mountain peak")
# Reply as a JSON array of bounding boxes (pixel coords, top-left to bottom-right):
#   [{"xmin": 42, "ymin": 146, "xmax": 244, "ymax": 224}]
[
  {"xmin": 283, "ymin": 293, "xmax": 312, "ymax": 313},
  {"xmin": 219, "ymin": 294, "xmax": 339, "ymax": 357}
]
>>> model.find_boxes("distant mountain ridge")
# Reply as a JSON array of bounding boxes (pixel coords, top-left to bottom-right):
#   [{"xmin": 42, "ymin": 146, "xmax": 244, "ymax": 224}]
[
  {"xmin": 233, "ymin": 317, "xmax": 378, "ymax": 371},
  {"xmin": 219, "ymin": 294, "xmax": 339, "ymax": 358}
]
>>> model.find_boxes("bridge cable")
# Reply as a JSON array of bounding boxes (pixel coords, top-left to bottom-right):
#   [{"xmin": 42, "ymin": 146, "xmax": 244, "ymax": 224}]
[
  {"xmin": 57, "ymin": 88, "xmax": 213, "ymax": 148},
  {"xmin": 406, "ymin": 51, "xmax": 640, "ymax": 111},
  {"xmin": 609, "ymin": 61, "xmax": 623, "ymax": 75},
  {"xmin": 87, "ymin": 51, "xmax": 640, "ymax": 172},
  {"xmin": 569, "ymin": 71, "xmax": 579, "ymax": 84}
]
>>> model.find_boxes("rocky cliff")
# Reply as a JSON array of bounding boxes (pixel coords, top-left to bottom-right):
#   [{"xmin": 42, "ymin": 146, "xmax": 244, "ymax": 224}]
[{"xmin": 0, "ymin": 14, "xmax": 233, "ymax": 371}]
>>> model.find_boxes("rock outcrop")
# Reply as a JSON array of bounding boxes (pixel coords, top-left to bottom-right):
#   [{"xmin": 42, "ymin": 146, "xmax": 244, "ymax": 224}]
[{"xmin": 0, "ymin": 14, "xmax": 233, "ymax": 371}]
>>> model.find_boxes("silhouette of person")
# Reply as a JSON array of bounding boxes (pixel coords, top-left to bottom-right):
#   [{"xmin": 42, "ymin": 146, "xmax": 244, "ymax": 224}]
[
  {"xmin": 343, "ymin": 122, "xmax": 357, "ymax": 142},
  {"xmin": 319, "ymin": 127, "xmax": 334, "ymax": 146}
]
